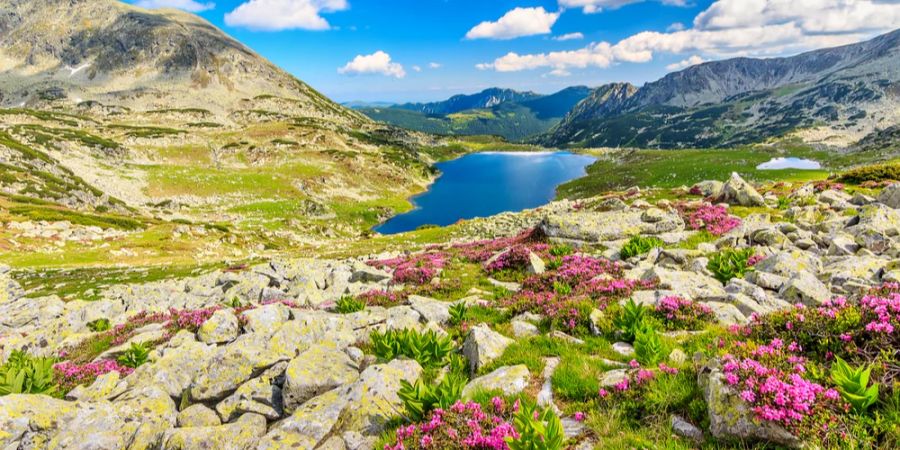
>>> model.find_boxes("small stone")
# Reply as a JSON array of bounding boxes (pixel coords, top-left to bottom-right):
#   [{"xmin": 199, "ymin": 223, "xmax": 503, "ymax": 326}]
[
  {"xmin": 671, "ymin": 415, "xmax": 704, "ymax": 443},
  {"xmin": 198, "ymin": 310, "xmax": 239, "ymax": 344},
  {"xmin": 511, "ymin": 320, "xmax": 539, "ymax": 338},
  {"xmin": 599, "ymin": 369, "xmax": 628, "ymax": 388},
  {"xmin": 463, "ymin": 324, "xmax": 513, "ymax": 375},
  {"xmin": 611, "ymin": 342, "xmax": 634, "ymax": 356},
  {"xmin": 462, "ymin": 365, "xmax": 530, "ymax": 399}
]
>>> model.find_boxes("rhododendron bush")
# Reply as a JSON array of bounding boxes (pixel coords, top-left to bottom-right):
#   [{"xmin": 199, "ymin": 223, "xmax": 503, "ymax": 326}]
[
  {"xmin": 384, "ymin": 400, "xmax": 519, "ymax": 450},
  {"xmin": 679, "ymin": 203, "xmax": 742, "ymax": 236}
]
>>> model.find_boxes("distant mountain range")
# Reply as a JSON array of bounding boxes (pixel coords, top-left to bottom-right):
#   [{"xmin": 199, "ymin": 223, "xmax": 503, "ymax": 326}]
[
  {"xmin": 540, "ymin": 28, "xmax": 900, "ymax": 149},
  {"xmin": 357, "ymin": 87, "xmax": 592, "ymax": 141}
]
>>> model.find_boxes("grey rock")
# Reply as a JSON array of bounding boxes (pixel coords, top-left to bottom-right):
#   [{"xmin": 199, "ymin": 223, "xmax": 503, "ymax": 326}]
[
  {"xmin": 282, "ymin": 345, "xmax": 359, "ymax": 413},
  {"xmin": 779, "ymin": 272, "xmax": 831, "ymax": 305},
  {"xmin": 164, "ymin": 413, "xmax": 266, "ymax": 450},
  {"xmin": 463, "ymin": 324, "xmax": 513, "ymax": 375},
  {"xmin": 670, "ymin": 415, "xmax": 704, "ymax": 443},
  {"xmin": 198, "ymin": 309, "xmax": 240, "ymax": 344},
  {"xmin": 178, "ymin": 404, "xmax": 221, "ymax": 428},
  {"xmin": 462, "ymin": 365, "xmax": 530, "ymax": 399},
  {"xmin": 717, "ymin": 173, "xmax": 765, "ymax": 206}
]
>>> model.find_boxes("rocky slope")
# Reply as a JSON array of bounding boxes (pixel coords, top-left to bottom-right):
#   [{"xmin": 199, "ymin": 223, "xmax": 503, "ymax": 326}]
[
  {"xmin": 0, "ymin": 0, "xmax": 365, "ymax": 124},
  {"xmin": 393, "ymin": 88, "xmax": 544, "ymax": 116},
  {"xmin": 4, "ymin": 171, "xmax": 900, "ymax": 448},
  {"xmin": 542, "ymin": 29, "xmax": 900, "ymax": 149}
]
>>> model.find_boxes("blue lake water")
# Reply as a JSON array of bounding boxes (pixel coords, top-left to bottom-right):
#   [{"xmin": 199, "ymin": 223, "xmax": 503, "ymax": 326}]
[
  {"xmin": 374, "ymin": 151, "xmax": 596, "ymax": 235},
  {"xmin": 756, "ymin": 157, "xmax": 822, "ymax": 170}
]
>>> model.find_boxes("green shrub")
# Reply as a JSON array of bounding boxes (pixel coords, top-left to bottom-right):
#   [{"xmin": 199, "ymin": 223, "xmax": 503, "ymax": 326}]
[
  {"xmin": 707, "ymin": 247, "xmax": 755, "ymax": 285},
  {"xmin": 117, "ymin": 342, "xmax": 151, "ymax": 369},
  {"xmin": 0, "ymin": 351, "xmax": 58, "ymax": 396},
  {"xmin": 369, "ymin": 328, "xmax": 455, "ymax": 368},
  {"xmin": 831, "ymin": 356, "xmax": 879, "ymax": 413},
  {"xmin": 335, "ymin": 295, "xmax": 366, "ymax": 314},
  {"xmin": 398, "ymin": 373, "xmax": 467, "ymax": 421},
  {"xmin": 837, "ymin": 162, "xmax": 900, "ymax": 184},
  {"xmin": 87, "ymin": 318, "xmax": 111, "ymax": 332},
  {"xmin": 613, "ymin": 299, "xmax": 648, "ymax": 343},
  {"xmin": 634, "ymin": 326, "xmax": 666, "ymax": 366},
  {"xmin": 507, "ymin": 402, "xmax": 566, "ymax": 450},
  {"xmin": 620, "ymin": 236, "xmax": 665, "ymax": 260}
]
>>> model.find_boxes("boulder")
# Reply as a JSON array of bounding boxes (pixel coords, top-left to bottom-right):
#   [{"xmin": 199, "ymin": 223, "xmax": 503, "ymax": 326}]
[
  {"xmin": 878, "ymin": 183, "xmax": 900, "ymax": 209},
  {"xmin": 178, "ymin": 404, "xmax": 221, "ymax": 428},
  {"xmin": 753, "ymin": 250, "xmax": 822, "ymax": 278},
  {"xmin": 257, "ymin": 389, "xmax": 348, "ymax": 449},
  {"xmin": 215, "ymin": 363, "xmax": 286, "ymax": 422},
  {"xmin": 701, "ymin": 364, "xmax": 801, "ymax": 447},
  {"xmin": 641, "ymin": 267, "xmax": 726, "ymax": 301},
  {"xmin": 241, "ymin": 304, "xmax": 290, "ymax": 335},
  {"xmin": 126, "ymin": 338, "xmax": 216, "ymax": 398},
  {"xmin": 198, "ymin": 309, "xmax": 240, "ymax": 344},
  {"xmin": 779, "ymin": 272, "xmax": 831, "ymax": 305},
  {"xmin": 541, "ymin": 209, "xmax": 683, "ymax": 244},
  {"xmin": 717, "ymin": 173, "xmax": 765, "ymax": 206},
  {"xmin": 164, "ymin": 413, "xmax": 267, "ymax": 450},
  {"xmin": 692, "ymin": 180, "xmax": 724, "ymax": 198},
  {"xmin": 407, "ymin": 295, "xmax": 451, "ymax": 324},
  {"xmin": 282, "ymin": 345, "xmax": 359, "ymax": 413},
  {"xmin": 191, "ymin": 332, "xmax": 284, "ymax": 401},
  {"xmin": 461, "ymin": 365, "xmax": 530, "ymax": 399},
  {"xmin": 462, "ymin": 324, "xmax": 513, "ymax": 375}
]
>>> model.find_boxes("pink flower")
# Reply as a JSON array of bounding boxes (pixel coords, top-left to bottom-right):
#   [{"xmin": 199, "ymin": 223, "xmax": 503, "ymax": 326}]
[{"xmin": 573, "ymin": 412, "xmax": 586, "ymax": 422}]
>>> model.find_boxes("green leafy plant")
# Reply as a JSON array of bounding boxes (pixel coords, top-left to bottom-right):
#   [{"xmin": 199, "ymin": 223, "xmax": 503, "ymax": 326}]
[
  {"xmin": 398, "ymin": 373, "xmax": 467, "ymax": 421},
  {"xmin": 552, "ymin": 281, "xmax": 572, "ymax": 296},
  {"xmin": 831, "ymin": 356, "xmax": 879, "ymax": 413},
  {"xmin": 0, "ymin": 351, "xmax": 58, "ymax": 396},
  {"xmin": 613, "ymin": 298, "xmax": 648, "ymax": 343},
  {"xmin": 222, "ymin": 298, "xmax": 244, "ymax": 308},
  {"xmin": 335, "ymin": 295, "xmax": 366, "ymax": 314},
  {"xmin": 449, "ymin": 302, "xmax": 468, "ymax": 326},
  {"xmin": 117, "ymin": 342, "xmax": 151, "ymax": 369},
  {"xmin": 506, "ymin": 402, "xmax": 566, "ymax": 450},
  {"xmin": 87, "ymin": 318, "xmax": 111, "ymax": 332},
  {"xmin": 369, "ymin": 328, "xmax": 455, "ymax": 368},
  {"xmin": 620, "ymin": 235, "xmax": 665, "ymax": 260},
  {"xmin": 707, "ymin": 247, "xmax": 756, "ymax": 285},
  {"xmin": 549, "ymin": 244, "xmax": 574, "ymax": 257},
  {"xmin": 634, "ymin": 326, "xmax": 666, "ymax": 366}
]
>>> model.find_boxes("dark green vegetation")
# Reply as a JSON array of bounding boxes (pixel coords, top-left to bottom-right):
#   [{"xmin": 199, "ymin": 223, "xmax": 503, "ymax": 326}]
[{"xmin": 359, "ymin": 87, "xmax": 590, "ymax": 141}]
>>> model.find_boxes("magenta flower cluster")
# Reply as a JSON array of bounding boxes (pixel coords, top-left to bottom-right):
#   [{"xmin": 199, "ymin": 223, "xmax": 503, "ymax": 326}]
[
  {"xmin": 384, "ymin": 399, "xmax": 518, "ymax": 450},
  {"xmin": 654, "ymin": 296, "xmax": 716, "ymax": 330},
  {"xmin": 168, "ymin": 307, "xmax": 220, "ymax": 332},
  {"xmin": 357, "ymin": 289, "xmax": 405, "ymax": 307},
  {"xmin": 452, "ymin": 228, "xmax": 546, "ymax": 263},
  {"xmin": 370, "ymin": 252, "xmax": 448, "ymax": 285},
  {"xmin": 721, "ymin": 338, "xmax": 842, "ymax": 429},
  {"xmin": 54, "ymin": 359, "xmax": 134, "ymax": 391},
  {"xmin": 859, "ymin": 292, "xmax": 900, "ymax": 334},
  {"xmin": 687, "ymin": 204, "xmax": 742, "ymax": 236},
  {"xmin": 523, "ymin": 255, "xmax": 623, "ymax": 292},
  {"xmin": 484, "ymin": 245, "xmax": 537, "ymax": 273}
]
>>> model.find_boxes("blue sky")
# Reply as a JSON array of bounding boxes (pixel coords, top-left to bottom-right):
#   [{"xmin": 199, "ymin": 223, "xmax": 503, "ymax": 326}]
[{"xmin": 131, "ymin": 0, "xmax": 900, "ymax": 103}]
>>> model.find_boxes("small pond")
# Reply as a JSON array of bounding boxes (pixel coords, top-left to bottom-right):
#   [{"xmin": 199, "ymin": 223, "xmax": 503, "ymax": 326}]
[
  {"xmin": 756, "ymin": 157, "xmax": 822, "ymax": 170},
  {"xmin": 374, "ymin": 151, "xmax": 596, "ymax": 235}
]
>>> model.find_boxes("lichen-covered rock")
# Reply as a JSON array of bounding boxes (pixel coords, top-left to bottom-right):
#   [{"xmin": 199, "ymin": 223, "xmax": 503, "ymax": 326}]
[
  {"xmin": 339, "ymin": 359, "xmax": 422, "ymax": 437},
  {"xmin": 65, "ymin": 371, "xmax": 126, "ymax": 402},
  {"xmin": 599, "ymin": 369, "xmax": 628, "ymax": 388},
  {"xmin": 407, "ymin": 295, "xmax": 452, "ymax": 324},
  {"xmin": 463, "ymin": 324, "xmax": 513, "ymax": 375},
  {"xmin": 512, "ymin": 319, "xmax": 539, "ymax": 337},
  {"xmin": 191, "ymin": 332, "xmax": 284, "ymax": 401},
  {"xmin": 198, "ymin": 309, "xmax": 240, "ymax": 344},
  {"xmin": 462, "ymin": 364, "xmax": 530, "ymax": 399},
  {"xmin": 216, "ymin": 362, "xmax": 287, "ymax": 422},
  {"xmin": 164, "ymin": 413, "xmax": 266, "ymax": 450},
  {"xmin": 717, "ymin": 172, "xmax": 765, "ymax": 206},
  {"xmin": 848, "ymin": 204, "xmax": 900, "ymax": 254},
  {"xmin": 753, "ymin": 250, "xmax": 822, "ymax": 278},
  {"xmin": 268, "ymin": 312, "xmax": 356, "ymax": 359},
  {"xmin": 282, "ymin": 345, "xmax": 359, "ymax": 413},
  {"xmin": 257, "ymin": 388, "xmax": 348, "ymax": 449},
  {"xmin": 779, "ymin": 272, "xmax": 831, "ymax": 305},
  {"xmin": 701, "ymin": 364, "xmax": 801, "ymax": 448},
  {"xmin": 126, "ymin": 338, "xmax": 216, "ymax": 398},
  {"xmin": 178, "ymin": 404, "xmax": 222, "ymax": 428},
  {"xmin": 703, "ymin": 302, "xmax": 747, "ymax": 325},
  {"xmin": 541, "ymin": 208, "xmax": 683, "ymax": 244},
  {"xmin": 241, "ymin": 304, "xmax": 290, "ymax": 335},
  {"xmin": 877, "ymin": 183, "xmax": 900, "ymax": 209},
  {"xmin": 641, "ymin": 267, "xmax": 726, "ymax": 301}
]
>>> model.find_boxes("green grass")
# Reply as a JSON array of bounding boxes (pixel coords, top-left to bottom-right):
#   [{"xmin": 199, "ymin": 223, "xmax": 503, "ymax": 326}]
[
  {"xmin": 558, "ymin": 148, "xmax": 833, "ymax": 199},
  {"xmin": 8, "ymin": 205, "xmax": 146, "ymax": 230}
]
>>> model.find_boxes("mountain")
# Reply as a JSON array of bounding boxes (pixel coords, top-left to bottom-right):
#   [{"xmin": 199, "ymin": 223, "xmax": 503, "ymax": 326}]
[
  {"xmin": 360, "ymin": 86, "xmax": 591, "ymax": 141},
  {"xmin": 0, "ymin": 0, "xmax": 364, "ymax": 124},
  {"xmin": 395, "ymin": 88, "xmax": 543, "ymax": 115},
  {"xmin": 0, "ymin": 0, "xmax": 445, "ymax": 254},
  {"xmin": 344, "ymin": 101, "xmax": 396, "ymax": 109},
  {"xmin": 542, "ymin": 29, "xmax": 900, "ymax": 149}
]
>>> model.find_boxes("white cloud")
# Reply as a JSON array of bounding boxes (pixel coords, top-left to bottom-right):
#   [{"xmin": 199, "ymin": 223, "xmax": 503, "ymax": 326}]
[
  {"xmin": 666, "ymin": 54, "xmax": 705, "ymax": 70},
  {"xmin": 134, "ymin": 0, "xmax": 214, "ymax": 12},
  {"xmin": 338, "ymin": 51, "xmax": 406, "ymax": 78},
  {"xmin": 465, "ymin": 7, "xmax": 560, "ymax": 40},
  {"xmin": 554, "ymin": 32, "xmax": 585, "ymax": 41},
  {"xmin": 224, "ymin": 0, "xmax": 348, "ymax": 31},
  {"xmin": 412, "ymin": 65, "xmax": 422, "ymax": 72},
  {"xmin": 559, "ymin": 0, "xmax": 642, "ymax": 13},
  {"xmin": 666, "ymin": 22, "xmax": 685, "ymax": 32},
  {"xmin": 479, "ymin": 0, "xmax": 900, "ymax": 73},
  {"xmin": 559, "ymin": 0, "xmax": 689, "ymax": 13},
  {"xmin": 428, "ymin": 62, "xmax": 442, "ymax": 69}
]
